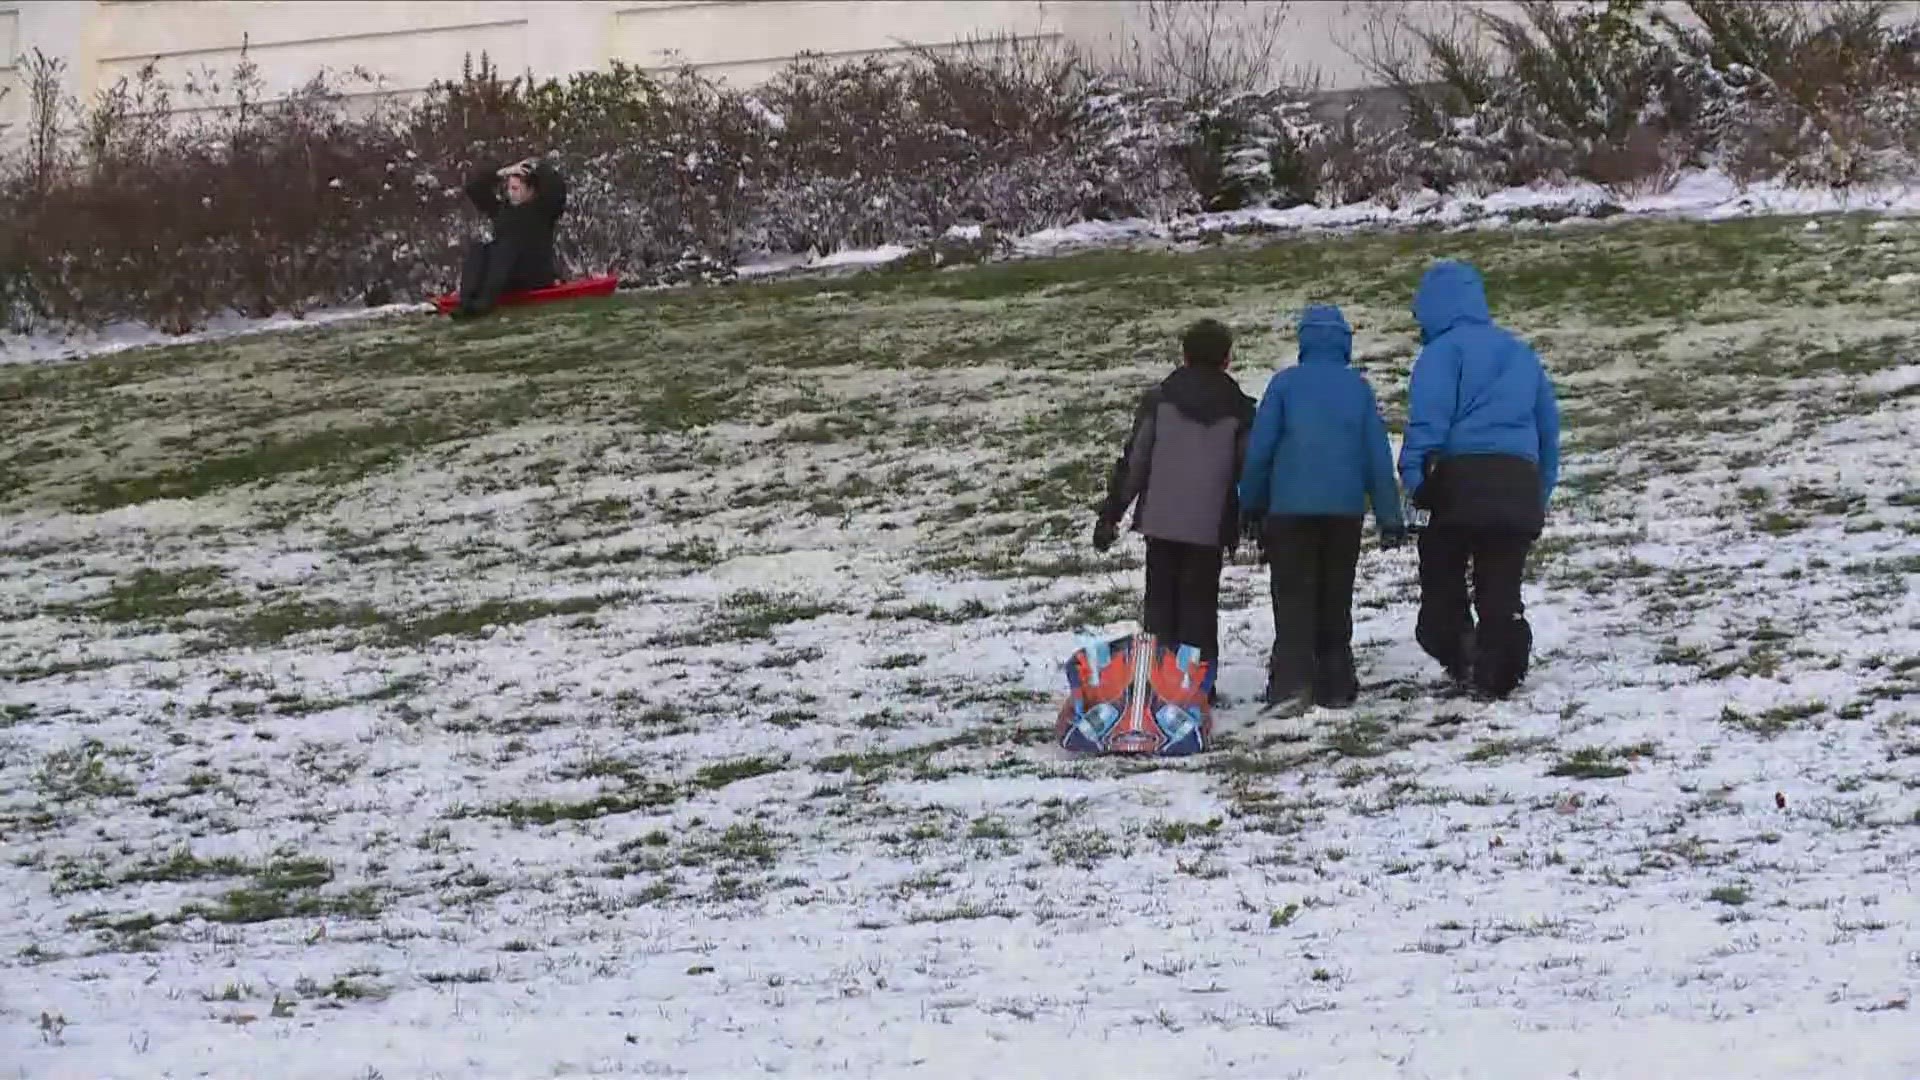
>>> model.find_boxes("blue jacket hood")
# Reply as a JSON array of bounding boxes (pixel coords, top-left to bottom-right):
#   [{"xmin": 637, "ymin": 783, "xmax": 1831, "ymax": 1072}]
[
  {"xmin": 1297, "ymin": 303, "xmax": 1352, "ymax": 365},
  {"xmin": 1412, "ymin": 260, "xmax": 1492, "ymax": 342},
  {"xmin": 1238, "ymin": 303, "xmax": 1403, "ymax": 529}
]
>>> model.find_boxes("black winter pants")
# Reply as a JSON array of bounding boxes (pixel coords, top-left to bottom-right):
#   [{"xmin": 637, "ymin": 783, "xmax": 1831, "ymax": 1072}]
[
  {"xmin": 1415, "ymin": 526, "xmax": 1536, "ymax": 697},
  {"xmin": 458, "ymin": 239, "xmax": 546, "ymax": 307},
  {"xmin": 1263, "ymin": 515, "xmax": 1363, "ymax": 706},
  {"xmin": 1142, "ymin": 539, "xmax": 1223, "ymax": 670}
]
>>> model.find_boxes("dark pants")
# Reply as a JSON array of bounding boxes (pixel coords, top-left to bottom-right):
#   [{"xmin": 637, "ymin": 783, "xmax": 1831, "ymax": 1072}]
[
  {"xmin": 1415, "ymin": 526, "xmax": 1536, "ymax": 697},
  {"xmin": 1142, "ymin": 538, "xmax": 1223, "ymax": 673},
  {"xmin": 1263, "ymin": 515, "xmax": 1363, "ymax": 706},
  {"xmin": 458, "ymin": 239, "xmax": 550, "ymax": 308}
]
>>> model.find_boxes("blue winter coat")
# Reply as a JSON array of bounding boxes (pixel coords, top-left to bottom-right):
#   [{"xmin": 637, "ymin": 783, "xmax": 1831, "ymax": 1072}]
[
  {"xmin": 1398, "ymin": 261, "xmax": 1561, "ymax": 507},
  {"xmin": 1237, "ymin": 304, "xmax": 1404, "ymax": 528}
]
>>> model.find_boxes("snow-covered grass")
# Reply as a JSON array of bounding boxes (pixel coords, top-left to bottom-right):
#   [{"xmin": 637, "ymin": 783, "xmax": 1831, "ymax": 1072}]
[{"xmin": 2, "ymin": 213, "xmax": 1918, "ymax": 1078}]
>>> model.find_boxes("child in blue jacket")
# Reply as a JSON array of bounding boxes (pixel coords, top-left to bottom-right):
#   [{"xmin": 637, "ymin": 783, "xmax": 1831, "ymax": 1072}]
[
  {"xmin": 1239, "ymin": 304, "xmax": 1406, "ymax": 717},
  {"xmin": 1397, "ymin": 260, "xmax": 1560, "ymax": 701}
]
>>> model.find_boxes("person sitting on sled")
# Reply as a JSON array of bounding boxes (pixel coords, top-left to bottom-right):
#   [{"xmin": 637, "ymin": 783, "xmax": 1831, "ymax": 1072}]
[
  {"xmin": 452, "ymin": 155, "xmax": 568, "ymax": 320},
  {"xmin": 1091, "ymin": 318, "xmax": 1256, "ymax": 707},
  {"xmin": 1238, "ymin": 304, "xmax": 1407, "ymax": 718}
]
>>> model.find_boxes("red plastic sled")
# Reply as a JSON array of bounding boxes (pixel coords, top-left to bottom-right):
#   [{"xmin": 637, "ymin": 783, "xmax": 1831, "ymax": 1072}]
[{"xmin": 432, "ymin": 274, "xmax": 619, "ymax": 315}]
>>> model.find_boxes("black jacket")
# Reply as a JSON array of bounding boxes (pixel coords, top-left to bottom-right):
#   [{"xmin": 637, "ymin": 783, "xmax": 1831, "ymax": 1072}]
[
  {"xmin": 1097, "ymin": 366, "xmax": 1256, "ymax": 550},
  {"xmin": 1414, "ymin": 452, "xmax": 1546, "ymax": 533},
  {"xmin": 465, "ymin": 159, "xmax": 568, "ymax": 289}
]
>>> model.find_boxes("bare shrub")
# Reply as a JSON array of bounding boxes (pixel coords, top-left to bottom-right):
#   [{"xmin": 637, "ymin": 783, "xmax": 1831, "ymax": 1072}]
[
  {"xmin": 1102, "ymin": 0, "xmax": 1310, "ymax": 102},
  {"xmin": 10, "ymin": 47, "xmax": 442, "ymax": 333}
]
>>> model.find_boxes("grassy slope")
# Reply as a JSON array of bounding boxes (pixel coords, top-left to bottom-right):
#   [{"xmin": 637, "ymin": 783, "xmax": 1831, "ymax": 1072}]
[{"xmin": 1, "ymin": 215, "xmax": 1917, "ymax": 1078}]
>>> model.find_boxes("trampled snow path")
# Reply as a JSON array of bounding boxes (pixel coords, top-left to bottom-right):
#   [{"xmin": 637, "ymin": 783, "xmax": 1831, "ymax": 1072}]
[
  {"xmin": 1, "ymin": 213, "xmax": 1917, "ymax": 1078},
  {"xmin": 9, "ymin": 167, "xmax": 1920, "ymax": 369}
]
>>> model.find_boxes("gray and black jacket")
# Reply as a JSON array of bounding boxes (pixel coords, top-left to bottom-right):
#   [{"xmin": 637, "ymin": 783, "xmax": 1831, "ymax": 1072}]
[{"xmin": 1097, "ymin": 366, "xmax": 1257, "ymax": 550}]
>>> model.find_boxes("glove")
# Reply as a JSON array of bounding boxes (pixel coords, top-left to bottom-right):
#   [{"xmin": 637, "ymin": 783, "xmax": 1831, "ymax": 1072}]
[
  {"xmin": 1239, "ymin": 512, "xmax": 1268, "ymax": 565},
  {"xmin": 1412, "ymin": 454, "xmax": 1443, "ymax": 512},
  {"xmin": 1091, "ymin": 518, "xmax": 1118, "ymax": 552},
  {"xmin": 1239, "ymin": 511, "xmax": 1265, "ymax": 549},
  {"xmin": 1379, "ymin": 526, "xmax": 1409, "ymax": 550}
]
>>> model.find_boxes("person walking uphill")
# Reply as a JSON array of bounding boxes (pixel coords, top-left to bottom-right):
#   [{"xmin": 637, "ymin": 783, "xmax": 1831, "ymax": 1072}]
[
  {"xmin": 1092, "ymin": 318, "xmax": 1256, "ymax": 705},
  {"xmin": 453, "ymin": 155, "xmax": 569, "ymax": 320},
  {"xmin": 1399, "ymin": 259, "xmax": 1561, "ymax": 701},
  {"xmin": 1238, "ymin": 304, "xmax": 1406, "ymax": 718}
]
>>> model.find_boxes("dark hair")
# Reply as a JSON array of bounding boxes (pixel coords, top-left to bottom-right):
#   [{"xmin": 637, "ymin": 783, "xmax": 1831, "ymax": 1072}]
[{"xmin": 1182, "ymin": 318, "xmax": 1233, "ymax": 369}]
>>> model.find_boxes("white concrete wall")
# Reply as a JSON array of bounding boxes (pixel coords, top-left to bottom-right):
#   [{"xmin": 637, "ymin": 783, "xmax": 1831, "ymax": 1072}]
[
  {"xmin": 1, "ymin": 0, "xmax": 1078, "ymax": 135},
  {"xmin": 0, "ymin": 7, "xmax": 19, "ymax": 129},
  {"xmin": 8, "ymin": 0, "xmax": 1396, "ymax": 137},
  {"xmin": 9, "ymin": 0, "xmax": 1920, "ymax": 143},
  {"xmin": 1053, "ymin": 1, "xmax": 1520, "ymax": 94}
]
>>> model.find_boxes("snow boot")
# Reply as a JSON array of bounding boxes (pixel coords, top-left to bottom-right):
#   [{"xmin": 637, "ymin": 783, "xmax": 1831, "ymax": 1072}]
[
  {"xmin": 1312, "ymin": 649, "xmax": 1358, "ymax": 710},
  {"xmin": 1261, "ymin": 685, "xmax": 1315, "ymax": 719}
]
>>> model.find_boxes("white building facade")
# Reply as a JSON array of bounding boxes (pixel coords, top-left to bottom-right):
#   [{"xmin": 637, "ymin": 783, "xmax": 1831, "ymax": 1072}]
[
  {"xmin": 0, "ymin": 1, "xmax": 1523, "ymax": 139},
  {"xmin": 13, "ymin": 1, "xmax": 1912, "ymax": 144}
]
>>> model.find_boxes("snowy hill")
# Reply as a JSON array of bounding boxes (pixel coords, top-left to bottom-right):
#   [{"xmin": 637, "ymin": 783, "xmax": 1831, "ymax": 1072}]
[{"xmin": 1, "ymin": 213, "xmax": 1916, "ymax": 1079}]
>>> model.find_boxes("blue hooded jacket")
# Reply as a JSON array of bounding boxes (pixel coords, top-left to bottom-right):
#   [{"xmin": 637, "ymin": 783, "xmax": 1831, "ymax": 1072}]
[
  {"xmin": 1398, "ymin": 261, "xmax": 1560, "ymax": 507},
  {"xmin": 1237, "ymin": 304, "xmax": 1404, "ymax": 528}
]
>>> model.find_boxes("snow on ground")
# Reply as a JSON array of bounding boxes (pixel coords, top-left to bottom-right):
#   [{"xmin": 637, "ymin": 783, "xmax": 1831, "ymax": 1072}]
[
  {"xmin": 1, "ymin": 213, "xmax": 1918, "ymax": 1078},
  {"xmin": 0, "ymin": 302, "xmax": 436, "ymax": 368},
  {"xmin": 11, "ymin": 168, "xmax": 1920, "ymax": 369}
]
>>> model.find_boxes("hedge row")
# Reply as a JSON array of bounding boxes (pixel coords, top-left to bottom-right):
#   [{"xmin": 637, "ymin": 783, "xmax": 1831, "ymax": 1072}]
[{"xmin": 3, "ymin": 1, "xmax": 1916, "ymax": 335}]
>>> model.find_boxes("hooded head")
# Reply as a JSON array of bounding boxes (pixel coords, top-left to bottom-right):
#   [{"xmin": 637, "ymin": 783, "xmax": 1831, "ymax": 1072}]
[
  {"xmin": 1296, "ymin": 303, "xmax": 1353, "ymax": 365},
  {"xmin": 1412, "ymin": 260, "xmax": 1492, "ymax": 343}
]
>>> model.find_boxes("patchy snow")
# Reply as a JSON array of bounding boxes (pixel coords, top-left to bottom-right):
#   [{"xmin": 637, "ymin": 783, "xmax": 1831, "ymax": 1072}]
[
  {"xmin": 1016, "ymin": 170, "xmax": 1920, "ymax": 258},
  {"xmin": 742, "ymin": 96, "xmax": 787, "ymax": 134},
  {"xmin": 1, "ymin": 302, "xmax": 433, "ymax": 368},
  {"xmin": 740, "ymin": 170, "xmax": 1920, "ymax": 268},
  {"xmin": 2, "ymin": 206, "xmax": 1919, "ymax": 1080},
  {"xmin": 736, "ymin": 243, "xmax": 916, "ymax": 279}
]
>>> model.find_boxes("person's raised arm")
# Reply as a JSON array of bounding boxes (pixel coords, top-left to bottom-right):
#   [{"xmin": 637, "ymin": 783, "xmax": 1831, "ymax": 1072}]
[
  {"xmin": 533, "ymin": 158, "xmax": 567, "ymax": 218},
  {"xmin": 464, "ymin": 162, "xmax": 502, "ymax": 214},
  {"xmin": 1397, "ymin": 341, "xmax": 1459, "ymax": 500}
]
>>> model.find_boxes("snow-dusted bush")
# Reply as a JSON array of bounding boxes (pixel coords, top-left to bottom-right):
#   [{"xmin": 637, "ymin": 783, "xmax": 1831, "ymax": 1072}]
[
  {"xmin": 1, "ymin": 41, "xmax": 1247, "ymax": 331},
  {"xmin": 1360, "ymin": 0, "xmax": 1920, "ymax": 195},
  {"xmin": 1657, "ymin": 0, "xmax": 1920, "ymax": 188},
  {"xmin": 6, "ymin": 54, "xmax": 455, "ymax": 333},
  {"xmin": 1172, "ymin": 90, "xmax": 1329, "ymax": 210},
  {"xmin": 1359, "ymin": 0, "xmax": 1691, "ymax": 192}
]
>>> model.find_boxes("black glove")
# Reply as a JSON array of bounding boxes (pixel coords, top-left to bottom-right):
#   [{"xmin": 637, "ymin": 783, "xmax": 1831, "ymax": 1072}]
[
  {"xmin": 1092, "ymin": 518, "xmax": 1118, "ymax": 552},
  {"xmin": 1238, "ymin": 512, "xmax": 1268, "ymax": 565},
  {"xmin": 1413, "ymin": 454, "xmax": 1443, "ymax": 512},
  {"xmin": 1379, "ymin": 526, "xmax": 1409, "ymax": 550},
  {"xmin": 1239, "ymin": 511, "xmax": 1265, "ymax": 549}
]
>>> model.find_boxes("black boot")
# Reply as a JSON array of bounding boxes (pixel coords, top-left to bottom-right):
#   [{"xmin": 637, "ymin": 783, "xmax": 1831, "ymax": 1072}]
[
  {"xmin": 451, "ymin": 297, "xmax": 492, "ymax": 321},
  {"xmin": 1262, "ymin": 676, "xmax": 1315, "ymax": 717},
  {"xmin": 1312, "ymin": 648, "xmax": 1358, "ymax": 710}
]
